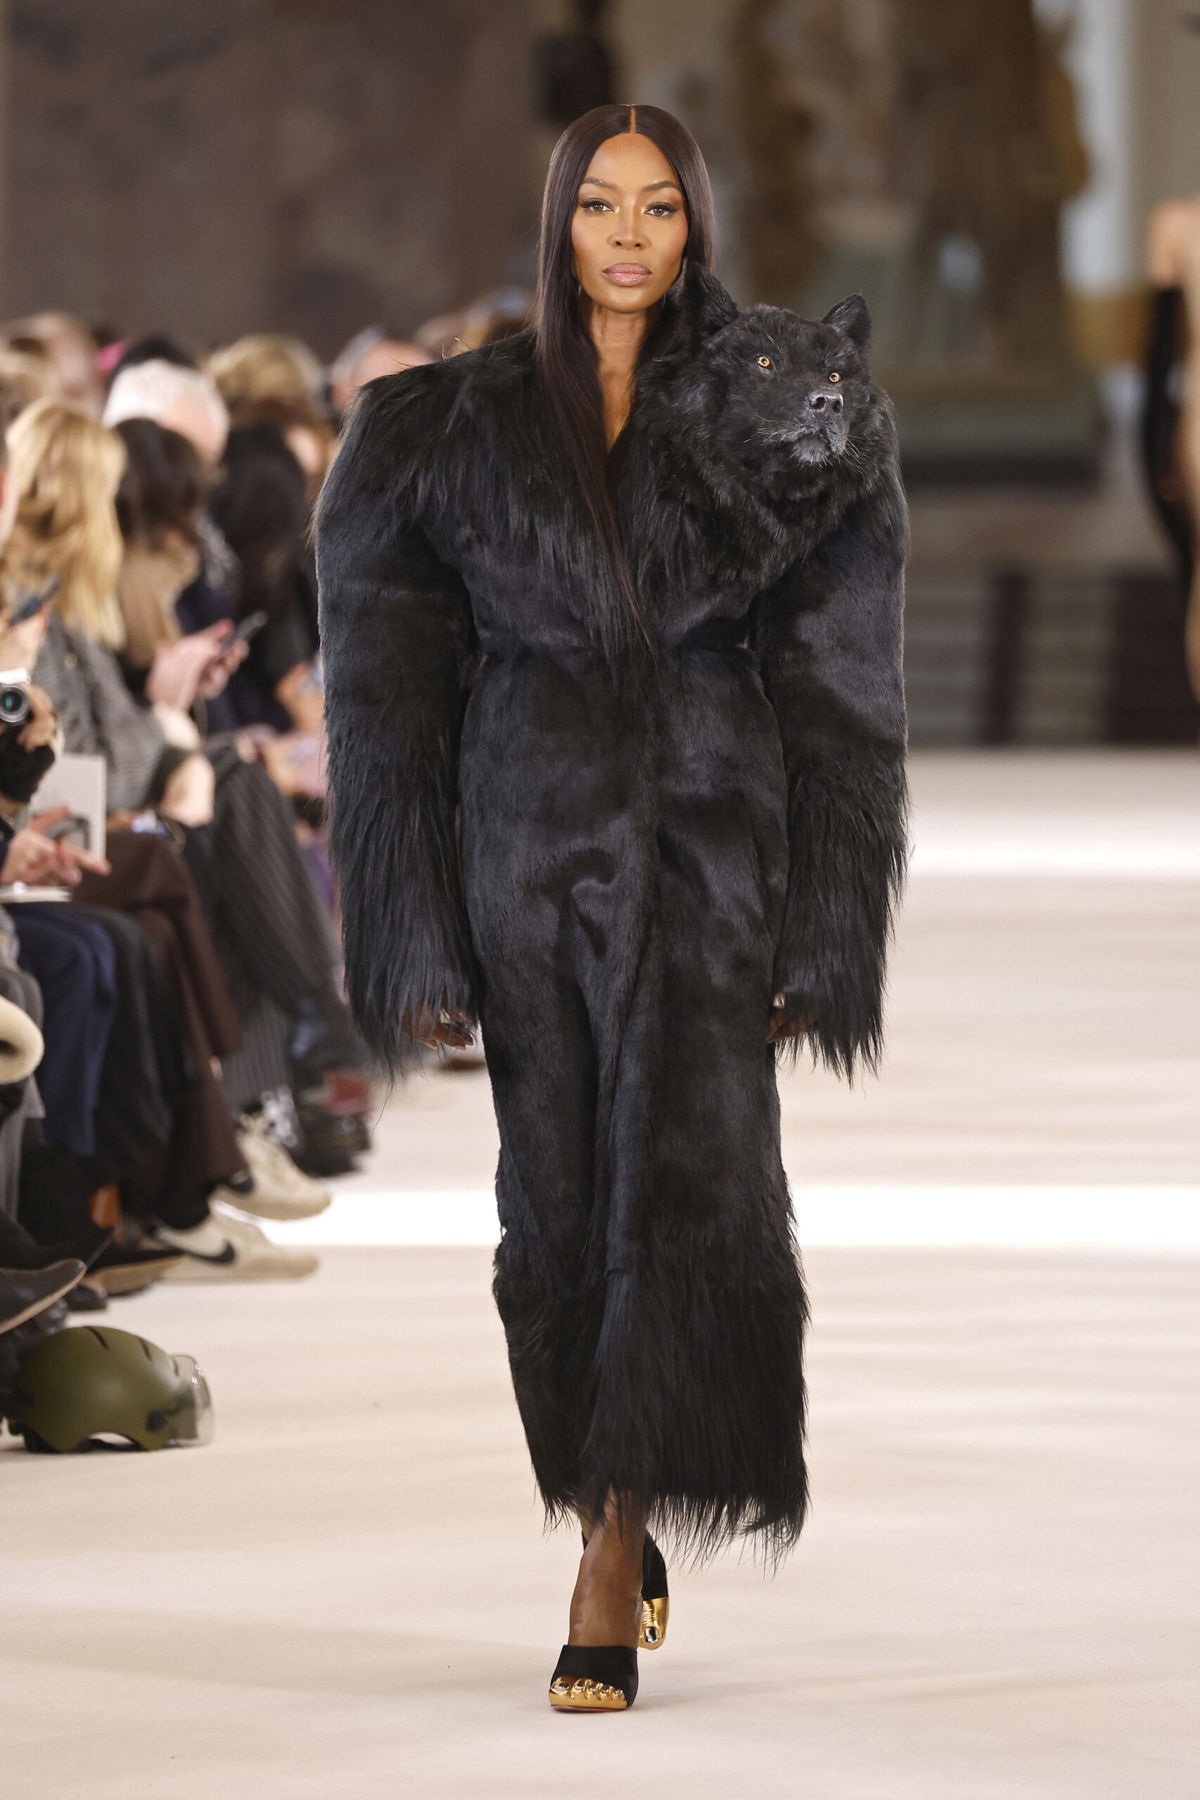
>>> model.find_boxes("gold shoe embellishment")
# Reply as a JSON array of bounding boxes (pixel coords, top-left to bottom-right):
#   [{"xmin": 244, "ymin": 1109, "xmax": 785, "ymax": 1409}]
[
  {"xmin": 548, "ymin": 1676, "xmax": 628, "ymax": 1711},
  {"xmin": 640, "ymin": 1595, "xmax": 669, "ymax": 1650}
]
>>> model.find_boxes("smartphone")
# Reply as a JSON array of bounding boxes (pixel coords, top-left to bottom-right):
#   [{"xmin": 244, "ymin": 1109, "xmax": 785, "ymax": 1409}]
[
  {"xmin": 202, "ymin": 611, "xmax": 268, "ymax": 675},
  {"xmin": 9, "ymin": 576, "xmax": 62, "ymax": 625},
  {"xmin": 225, "ymin": 610, "xmax": 269, "ymax": 652},
  {"xmin": 42, "ymin": 813, "xmax": 90, "ymax": 847}
]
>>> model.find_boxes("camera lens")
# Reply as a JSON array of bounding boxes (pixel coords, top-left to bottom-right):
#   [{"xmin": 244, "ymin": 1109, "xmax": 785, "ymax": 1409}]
[{"xmin": 0, "ymin": 685, "xmax": 31, "ymax": 727}]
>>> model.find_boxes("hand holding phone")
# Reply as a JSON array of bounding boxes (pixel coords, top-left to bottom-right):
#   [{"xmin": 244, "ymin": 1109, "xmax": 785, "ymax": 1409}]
[
  {"xmin": 195, "ymin": 612, "xmax": 268, "ymax": 705},
  {"xmin": 205, "ymin": 611, "xmax": 268, "ymax": 670}
]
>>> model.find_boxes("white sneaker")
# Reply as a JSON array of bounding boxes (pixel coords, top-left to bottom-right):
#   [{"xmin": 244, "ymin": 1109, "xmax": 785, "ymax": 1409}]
[
  {"xmin": 211, "ymin": 1115, "xmax": 332, "ymax": 1222},
  {"xmin": 153, "ymin": 1209, "xmax": 319, "ymax": 1282}
]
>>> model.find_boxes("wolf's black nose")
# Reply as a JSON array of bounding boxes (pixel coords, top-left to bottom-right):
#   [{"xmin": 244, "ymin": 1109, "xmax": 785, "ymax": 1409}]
[{"xmin": 807, "ymin": 390, "xmax": 844, "ymax": 415}]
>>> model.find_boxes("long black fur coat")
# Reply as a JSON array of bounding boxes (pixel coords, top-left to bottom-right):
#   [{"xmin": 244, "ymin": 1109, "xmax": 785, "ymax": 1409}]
[{"xmin": 315, "ymin": 261, "xmax": 908, "ymax": 1559}]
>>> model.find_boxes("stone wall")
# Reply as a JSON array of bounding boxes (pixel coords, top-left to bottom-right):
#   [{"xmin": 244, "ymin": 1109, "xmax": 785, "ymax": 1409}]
[{"xmin": 1, "ymin": 0, "xmax": 541, "ymax": 355}]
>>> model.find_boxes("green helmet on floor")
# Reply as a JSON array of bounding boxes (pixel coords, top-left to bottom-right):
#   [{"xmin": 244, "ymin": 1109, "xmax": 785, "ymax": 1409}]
[{"xmin": 8, "ymin": 1327, "xmax": 214, "ymax": 1453}]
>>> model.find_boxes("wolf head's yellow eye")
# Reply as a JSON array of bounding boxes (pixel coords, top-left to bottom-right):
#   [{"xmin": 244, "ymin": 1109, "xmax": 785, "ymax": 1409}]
[
  {"xmin": 755, "ymin": 354, "xmax": 773, "ymax": 369},
  {"xmin": 828, "ymin": 371, "xmax": 842, "ymax": 383}
]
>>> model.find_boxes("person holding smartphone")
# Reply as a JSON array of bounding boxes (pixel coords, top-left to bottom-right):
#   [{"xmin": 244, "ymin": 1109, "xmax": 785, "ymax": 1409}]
[{"xmin": 111, "ymin": 415, "xmax": 252, "ymax": 725}]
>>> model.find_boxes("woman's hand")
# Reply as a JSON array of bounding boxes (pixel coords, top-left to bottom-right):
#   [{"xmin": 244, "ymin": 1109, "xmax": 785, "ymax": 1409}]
[
  {"xmin": 402, "ymin": 1004, "xmax": 476, "ymax": 1050},
  {"xmin": 14, "ymin": 682, "xmax": 60, "ymax": 753},
  {"xmin": 195, "ymin": 630, "xmax": 250, "ymax": 702},
  {"xmin": 766, "ymin": 992, "xmax": 813, "ymax": 1044},
  {"xmin": 146, "ymin": 624, "xmax": 234, "ymax": 713},
  {"xmin": 2, "ymin": 814, "xmax": 110, "ymax": 887},
  {"xmin": 1, "ymin": 827, "xmax": 59, "ymax": 887}
]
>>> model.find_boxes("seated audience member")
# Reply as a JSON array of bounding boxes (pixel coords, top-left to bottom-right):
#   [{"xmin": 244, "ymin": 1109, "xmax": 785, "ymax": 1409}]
[
  {"xmin": 2, "ymin": 395, "xmax": 322, "ymax": 1272},
  {"xmin": 222, "ymin": 393, "xmax": 335, "ymax": 510},
  {"xmin": 102, "ymin": 360, "xmax": 303, "ymax": 737},
  {"xmin": 0, "ymin": 312, "xmax": 105, "ymax": 415},
  {"xmin": 7, "ymin": 399, "xmax": 231, "ymax": 820},
  {"xmin": 205, "ymin": 333, "xmax": 335, "ymax": 503},
  {"xmin": 11, "ymin": 398, "xmax": 367, "ymax": 1175},
  {"xmin": 101, "ymin": 358, "xmax": 245, "ymax": 673},
  {"xmin": 114, "ymin": 415, "xmax": 368, "ymax": 1165},
  {"xmin": 112, "ymin": 416, "xmax": 246, "ymax": 738},
  {"xmin": 206, "ymin": 333, "xmax": 325, "ymax": 417},
  {"xmin": 208, "ymin": 419, "xmax": 322, "ymax": 737},
  {"xmin": 103, "ymin": 358, "xmax": 228, "ymax": 472},
  {"xmin": 0, "ymin": 345, "xmax": 60, "ymax": 414},
  {"xmin": 327, "ymin": 325, "xmax": 430, "ymax": 422},
  {"xmin": 104, "ymin": 333, "xmax": 202, "ymax": 388},
  {"xmin": 412, "ymin": 287, "xmax": 531, "ymax": 361},
  {"xmin": 0, "ymin": 398, "xmax": 66, "ymax": 1270},
  {"xmin": 0, "ymin": 387, "xmax": 176, "ymax": 1301}
]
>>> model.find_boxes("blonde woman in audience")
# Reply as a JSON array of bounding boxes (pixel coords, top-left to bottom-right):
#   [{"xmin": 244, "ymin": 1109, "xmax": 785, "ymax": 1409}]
[
  {"xmin": 206, "ymin": 333, "xmax": 325, "ymax": 417},
  {"xmin": 3, "ymin": 400, "xmax": 235, "ymax": 822}
]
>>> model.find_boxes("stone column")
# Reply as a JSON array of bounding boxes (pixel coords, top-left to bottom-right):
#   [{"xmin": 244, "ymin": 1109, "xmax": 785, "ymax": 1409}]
[{"xmin": 1036, "ymin": 0, "xmax": 1143, "ymax": 364}]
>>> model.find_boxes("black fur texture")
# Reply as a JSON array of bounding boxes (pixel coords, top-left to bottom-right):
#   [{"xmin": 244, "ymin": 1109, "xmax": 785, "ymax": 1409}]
[{"xmin": 315, "ymin": 261, "xmax": 908, "ymax": 1560}]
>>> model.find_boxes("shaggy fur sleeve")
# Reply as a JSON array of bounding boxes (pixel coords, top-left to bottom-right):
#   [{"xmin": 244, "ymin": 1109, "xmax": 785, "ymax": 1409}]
[
  {"xmin": 314, "ymin": 374, "xmax": 479, "ymax": 1069},
  {"xmin": 752, "ymin": 468, "xmax": 910, "ymax": 1079}
]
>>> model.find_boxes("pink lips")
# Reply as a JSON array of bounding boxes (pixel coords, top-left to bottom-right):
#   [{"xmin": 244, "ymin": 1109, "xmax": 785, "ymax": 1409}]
[{"xmin": 603, "ymin": 264, "xmax": 653, "ymax": 286}]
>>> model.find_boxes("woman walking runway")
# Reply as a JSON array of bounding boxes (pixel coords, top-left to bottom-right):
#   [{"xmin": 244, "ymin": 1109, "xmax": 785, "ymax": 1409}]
[{"xmin": 316, "ymin": 103, "xmax": 908, "ymax": 1712}]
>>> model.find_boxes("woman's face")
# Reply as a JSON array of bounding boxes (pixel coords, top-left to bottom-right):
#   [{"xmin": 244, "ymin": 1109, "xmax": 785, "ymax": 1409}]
[{"xmin": 570, "ymin": 132, "xmax": 690, "ymax": 315}]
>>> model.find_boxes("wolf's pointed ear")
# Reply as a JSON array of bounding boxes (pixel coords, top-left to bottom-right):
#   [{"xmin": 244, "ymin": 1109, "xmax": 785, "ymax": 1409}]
[
  {"xmin": 823, "ymin": 294, "xmax": 871, "ymax": 349},
  {"xmin": 666, "ymin": 260, "xmax": 739, "ymax": 350}
]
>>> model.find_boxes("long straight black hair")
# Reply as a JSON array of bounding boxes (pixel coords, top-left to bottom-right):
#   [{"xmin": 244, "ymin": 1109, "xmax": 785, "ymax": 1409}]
[{"xmin": 532, "ymin": 103, "xmax": 718, "ymax": 653}]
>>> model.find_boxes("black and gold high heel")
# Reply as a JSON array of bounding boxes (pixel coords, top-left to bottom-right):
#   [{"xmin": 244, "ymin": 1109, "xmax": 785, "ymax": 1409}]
[
  {"xmin": 548, "ymin": 1643, "xmax": 638, "ymax": 1712},
  {"xmin": 579, "ymin": 1531, "xmax": 670, "ymax": 1652}
]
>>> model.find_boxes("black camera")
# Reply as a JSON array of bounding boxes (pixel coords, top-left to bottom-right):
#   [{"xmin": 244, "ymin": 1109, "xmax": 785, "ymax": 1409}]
[{"xmin": 0, "ymin": 685, "xmax": 31, "ymax": 732}]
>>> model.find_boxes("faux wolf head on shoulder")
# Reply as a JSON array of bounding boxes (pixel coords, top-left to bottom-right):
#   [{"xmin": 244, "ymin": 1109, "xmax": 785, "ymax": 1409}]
[
  {"xmin": 723, "ymin": 294, "xmax": 875, "ymax": 470},
  {"xmin": 646, "ymin": 264, "xmax": 898, "ymax": 525}
]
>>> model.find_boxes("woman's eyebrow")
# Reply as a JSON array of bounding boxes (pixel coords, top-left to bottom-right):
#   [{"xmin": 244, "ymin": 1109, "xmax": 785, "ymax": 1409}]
[{"xmin": 578, "ymin": 176, "xmax": 683, "ymax": 193}]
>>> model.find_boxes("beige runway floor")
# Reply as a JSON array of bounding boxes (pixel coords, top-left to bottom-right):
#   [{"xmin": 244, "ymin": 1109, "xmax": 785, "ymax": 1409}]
[
  {"xmin": 2, "ymin": 1248, "xmax": 1197, "ymax": 1799},
  {"xmin": 2, "ymin": 750, "xmax": 1198, "ymax": 1798}
]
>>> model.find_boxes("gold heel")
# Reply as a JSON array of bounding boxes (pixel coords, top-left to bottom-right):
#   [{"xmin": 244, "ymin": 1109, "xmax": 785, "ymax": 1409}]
[
  {"xmin": 640, "ymin": 1593, "xmax": 669, "ymax": 1650},
  {"xmin": 639, "ymin": 1537, "xmax": 669, "ymax": 1650}
]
